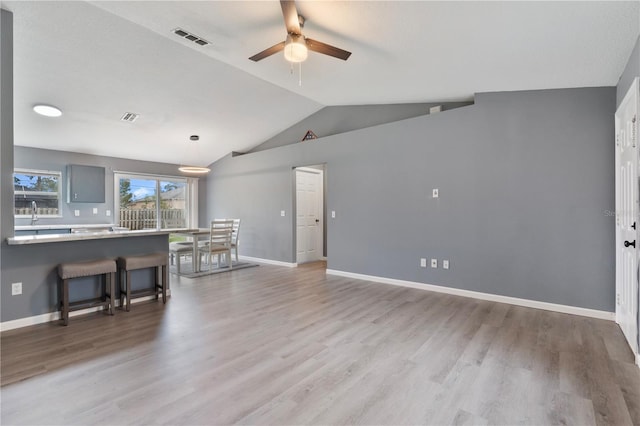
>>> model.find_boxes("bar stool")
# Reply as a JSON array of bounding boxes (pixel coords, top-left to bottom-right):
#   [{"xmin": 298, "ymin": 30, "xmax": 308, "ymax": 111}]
[
  {"xmin": 117, "ymin": 253, "xmax": 168, "ymax": 311},
  {"xmin": 57, "ymin": 259, "xmax": 117, "ymax": 326}
]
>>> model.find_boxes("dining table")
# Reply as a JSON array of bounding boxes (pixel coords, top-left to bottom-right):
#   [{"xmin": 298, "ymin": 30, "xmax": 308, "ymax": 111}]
[{"xmin": 170, "ymin": 228, "xmax": 210, "ymax": 273}]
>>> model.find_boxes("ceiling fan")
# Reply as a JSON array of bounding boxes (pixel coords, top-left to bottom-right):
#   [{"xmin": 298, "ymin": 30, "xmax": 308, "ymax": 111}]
[{"xmin": 249, "ymin": 0, "xmax": 351, "ymax": 63}]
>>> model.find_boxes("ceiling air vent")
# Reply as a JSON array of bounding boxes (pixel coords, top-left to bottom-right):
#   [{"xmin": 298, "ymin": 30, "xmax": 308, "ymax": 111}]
[
  {"xmin": 120, "ymin": 112, "xmax": 139, "ymax": 123},
  {"xmin": 172, "ymin": 28, "xmax": 210, "ymax": 47}
]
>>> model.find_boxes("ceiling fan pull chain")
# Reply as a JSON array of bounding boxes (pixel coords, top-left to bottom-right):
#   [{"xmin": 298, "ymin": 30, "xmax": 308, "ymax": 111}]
[
  {"xmin": 299, "ymin": 62, "xmax": 302, "ymax": 87},
  {"xmin": 290, "ymin": 61, "xmax": 293, "ymax": 74}
]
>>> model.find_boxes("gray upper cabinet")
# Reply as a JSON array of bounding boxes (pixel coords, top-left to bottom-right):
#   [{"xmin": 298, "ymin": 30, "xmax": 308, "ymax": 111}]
[{"xmin": 67, "ymin": 165, "xmax": 105, "ymax": 203}]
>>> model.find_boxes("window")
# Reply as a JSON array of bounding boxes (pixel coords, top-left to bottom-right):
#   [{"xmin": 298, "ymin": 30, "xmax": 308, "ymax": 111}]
[
  {"xmin": 14, "ymin": 169, "xmax": 62, "ymax": 217},
  {"xmin": 115, "ymin": 172, "xmax": 196, "ymax": 230}
]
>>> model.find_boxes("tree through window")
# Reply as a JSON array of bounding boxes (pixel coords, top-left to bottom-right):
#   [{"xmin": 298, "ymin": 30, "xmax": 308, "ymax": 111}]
[
  {"xmin": 115, "ymin": 173, "xmax": 191, "ymax": 230},
  {"xmin": 14, "ymin": 169, "xmax": 62, "ymax": 217}
]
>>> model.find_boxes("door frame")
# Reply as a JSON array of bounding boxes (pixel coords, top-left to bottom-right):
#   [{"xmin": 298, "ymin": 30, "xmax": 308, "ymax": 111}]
[
  {"xmin": 293, "ymin": 165, "xmax": 325, "ymax": 265},
  {"xmin": 615, "ymin": 77, "xmax": 640, "ymax": 364}
]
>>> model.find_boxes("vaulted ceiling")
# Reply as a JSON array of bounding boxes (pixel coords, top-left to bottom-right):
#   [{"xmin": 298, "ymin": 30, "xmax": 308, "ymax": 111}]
[{"xmin": 4, "ymin": 1, "xmax": 639, "ymax": 166}]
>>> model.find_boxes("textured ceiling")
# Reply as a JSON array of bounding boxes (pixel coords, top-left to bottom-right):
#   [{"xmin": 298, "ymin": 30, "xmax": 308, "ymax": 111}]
[{"xmin": 3, "ymin": 1, "xmax": 639, "ymax": 166}]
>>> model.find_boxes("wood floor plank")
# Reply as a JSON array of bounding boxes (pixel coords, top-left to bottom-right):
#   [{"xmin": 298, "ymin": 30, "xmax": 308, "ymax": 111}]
[{"xmin": 1, "ymin": 261, "xmax": 638, "ymax": 425}]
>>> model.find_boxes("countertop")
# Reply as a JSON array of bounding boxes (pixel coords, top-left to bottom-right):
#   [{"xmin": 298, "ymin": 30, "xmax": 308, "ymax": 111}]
[
  {"xmin": 15, "ymin": 224, "xmax": 116, "ymax": 231},
  {"xmin": 7, "ymin": 229, "xmax": 172, "ymax": 245}
]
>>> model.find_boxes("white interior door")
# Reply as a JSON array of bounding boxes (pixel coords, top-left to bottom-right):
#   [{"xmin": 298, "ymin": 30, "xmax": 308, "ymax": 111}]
[
  {"xmin": 296, "ymin": 167, "xmax": 323, "ymax": 264},
  {"xmin": 615, "ymin": 77, "xmax": 639, "ymax": 358}
]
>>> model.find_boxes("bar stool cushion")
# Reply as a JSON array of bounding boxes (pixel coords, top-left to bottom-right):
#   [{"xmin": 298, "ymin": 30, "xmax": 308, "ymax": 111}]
[
  {"xmin": 58, "ymin": 259, "xmax": 117, "ymax": 280},
  {"xmin": 118, "ymin": 253, "xmax": 168, "ymax": 271}
]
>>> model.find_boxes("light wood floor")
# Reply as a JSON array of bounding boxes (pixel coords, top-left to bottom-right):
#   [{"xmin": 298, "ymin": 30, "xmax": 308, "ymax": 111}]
[{"xmin": 1, "ymin": 262, "xmax": 639, "ymax": 425}]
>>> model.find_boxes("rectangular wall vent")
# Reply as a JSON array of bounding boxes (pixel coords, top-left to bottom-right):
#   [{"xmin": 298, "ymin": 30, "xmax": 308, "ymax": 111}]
[
  {"xmin": 172, "ymin": 28, "xmax": 210, "ymax": 47},
  {"xmin": 120, "ymin": 112, "xmax": 139, "ymax": 123}
]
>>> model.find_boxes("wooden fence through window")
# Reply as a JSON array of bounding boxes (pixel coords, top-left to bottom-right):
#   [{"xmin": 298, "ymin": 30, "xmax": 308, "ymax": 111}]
[{"xmin": 119, "ymin": 209, "xmax": 185, "ymax": 230}]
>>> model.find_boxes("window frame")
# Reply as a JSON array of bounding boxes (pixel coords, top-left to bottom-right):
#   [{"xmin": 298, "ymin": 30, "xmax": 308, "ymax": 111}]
[
  {"xmin": 14, "ymin": 168, "xmax": 63, "ymax": 218},
  {"xmin": 114, "ymin": 171, "xmax": 198, "ymax": 231}
]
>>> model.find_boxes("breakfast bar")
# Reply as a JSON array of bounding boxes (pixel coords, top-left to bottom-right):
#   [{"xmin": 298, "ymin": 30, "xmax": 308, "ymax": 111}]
[
  {"xmin": 2, "ymin": 229, "xmax": 171, "ymax": 329},
  {"xmin": 7, "ymin": 228, "xmax": 170, "ymax": 245}
]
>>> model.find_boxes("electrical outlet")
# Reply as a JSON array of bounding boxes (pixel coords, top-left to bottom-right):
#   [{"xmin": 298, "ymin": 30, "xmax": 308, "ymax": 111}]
[
  {"xmin": 432, "ymin": 188, "xmax": 439, "ymax": 198},
  {"xmin": 11, "ymin": 282, "xmax": 22, "ymax": 296},
  {"xmin": 92, "ymin": 208, "xmax": 98, "ymax": 215},
  {"xmin": 331, "ymin": 211, "xmax": 336, "ymax": 218},
  {"xmin": 420, "ymin": 258, "xmax": 427, "ymax": 268},
  {"xmin": 106, "ymin": 210, "xmax": 111, "ymax": 217},
  {"xmin": 280, "ymin": 210, "xmax": 285, "ymax": 217},
  {"xmin": 443, "ymin": 260, "xmax": 449, "ymax": 270},
  {"xmin": 431, "ymin": 258, "xmax": 438, "ymax": 268},
  {"xmin": 74, "ymin": 210, "xmax": 80, "ymax": 217}
]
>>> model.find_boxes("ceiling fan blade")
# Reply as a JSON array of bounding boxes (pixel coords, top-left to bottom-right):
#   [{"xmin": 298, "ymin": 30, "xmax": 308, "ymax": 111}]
[
  {"xmin": 249, "ymin": 41, "xmax": 286, "ymax": 62},
  {"xmin": 280, "ymin": 0, "xmax": 301, "ymax": 35},
  {"xmin": 305, "ymin": 38, "xmax": 352, "ymax": 61}
]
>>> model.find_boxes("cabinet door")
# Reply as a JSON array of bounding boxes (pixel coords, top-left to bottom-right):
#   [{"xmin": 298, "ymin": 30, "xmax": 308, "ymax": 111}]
[{"xmin": 67, "ymin": 165, "xmax": 105, "ymax": 203}]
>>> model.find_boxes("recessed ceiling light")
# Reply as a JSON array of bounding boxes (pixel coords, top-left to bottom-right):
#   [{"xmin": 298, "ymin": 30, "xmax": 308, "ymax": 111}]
[{"xmin": 33, "ymin": 104, "xmax": 62, "ymax": 117}]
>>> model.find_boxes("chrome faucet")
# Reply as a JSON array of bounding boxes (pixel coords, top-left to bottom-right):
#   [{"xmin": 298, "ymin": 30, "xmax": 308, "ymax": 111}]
[{"xmin": 31, "ymin": 200, "xmax": 38, "ymax": 225}]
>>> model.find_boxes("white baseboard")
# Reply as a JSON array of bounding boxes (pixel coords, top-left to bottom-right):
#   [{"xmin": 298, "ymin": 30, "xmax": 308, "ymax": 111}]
[
  {"xmin": 0, "ymin": 290, "xmax": 172, "ymax": 332},
  {"xmin": 239, "ymin": 255, "xmax": 297, "ymax": 268},
  {"xmin": 325, "ymin": 269, "xmax": 615, "ymax": 321}
]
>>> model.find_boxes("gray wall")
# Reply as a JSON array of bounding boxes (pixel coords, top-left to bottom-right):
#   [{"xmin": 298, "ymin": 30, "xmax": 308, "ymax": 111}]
[
  {"xmin": 617, "ymin": 36, "xmax": 639, "ymax": 108},
  {"xmin": 248, "ymin": 102, "xmax": 472, "ymax": 154},
  {"xmin": 206, "ymin": 87, "xmax": 616, "ymax": 312},
  {"xmin": 14, "ymin": 146, "xmax": 202, "ymax": 227}
]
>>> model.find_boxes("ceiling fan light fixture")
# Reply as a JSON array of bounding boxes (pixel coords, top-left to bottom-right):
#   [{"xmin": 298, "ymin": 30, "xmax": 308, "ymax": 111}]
[{"xmin": 284, "ymin": 34, "xmax": 308, "ymax": 63}]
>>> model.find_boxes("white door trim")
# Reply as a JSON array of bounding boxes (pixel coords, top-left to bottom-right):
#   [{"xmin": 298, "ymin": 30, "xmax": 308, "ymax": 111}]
[
  {"xmin": 615, "ymin": 77, "xmax": 640, "ymax": 359},
  {"xmin": 295, "ymin": 167, "xmax": 324, "ymax": 264}
]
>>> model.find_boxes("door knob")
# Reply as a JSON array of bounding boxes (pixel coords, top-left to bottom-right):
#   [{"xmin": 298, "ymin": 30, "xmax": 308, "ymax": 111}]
[
  {"xmin": 624, "ymin": 240, "xmax": 636, "ymax": 248},
  {"xmin": 315, "ymin": 219, "xmax": 320, "ymax": 223},
  {"xmin": 633, "ymin": 222, "xmax": 637, "ymax": 230}
]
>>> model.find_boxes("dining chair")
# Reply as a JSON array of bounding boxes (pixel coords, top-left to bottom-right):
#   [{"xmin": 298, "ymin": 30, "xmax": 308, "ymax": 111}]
[
  {"xmin": 230, "ymin": 219, "xmax": 241, "ymax": 263},
  {"xmin": 200, "ymin": 218, "xmax": 241, "ymax": 264},
  {"xmin": 198, "ymin": 219, "xmax": 234, "ymax": 270},
  {"xmin": 169, "ymin": 241, "xmax": 192, "ymax": 274}
]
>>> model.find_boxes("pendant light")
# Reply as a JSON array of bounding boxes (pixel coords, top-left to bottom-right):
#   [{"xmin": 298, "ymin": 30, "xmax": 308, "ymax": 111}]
[{"xmin": 179, "ymin": 135, "xmax": 210, "ymax": 174}]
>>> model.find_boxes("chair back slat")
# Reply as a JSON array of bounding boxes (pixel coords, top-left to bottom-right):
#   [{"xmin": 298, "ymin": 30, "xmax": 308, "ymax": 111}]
[
  {"xmin": 209, "ymin": 219, "xmax": 234, "ymax": 247},
  {"xmin": 231, "ymin": 219, "xmax": 240, "ymax": 245}
]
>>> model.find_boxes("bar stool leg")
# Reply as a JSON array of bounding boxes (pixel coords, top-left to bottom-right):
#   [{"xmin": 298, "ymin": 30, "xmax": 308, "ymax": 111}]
[
  {"xmin": 119, "ymin": 269, "xmax": 125, "ymax": 311},
  {"xmin": 62, "ymin": 278, "xmax": 69, "ymax": 326},
  {"xmin": 109, "ymin": 272, "xmax": 116, "ymax": 315},
  {"xmin": 155, "ymin": 266, "xmax": 159, "ymax": 300},
  {"xmin": 162, "ymin": 264, "xmax": 167, "ymax": 304},
  {"xmin": 126, "ymin": 271, "xmax": 132, "ymax": 312}
]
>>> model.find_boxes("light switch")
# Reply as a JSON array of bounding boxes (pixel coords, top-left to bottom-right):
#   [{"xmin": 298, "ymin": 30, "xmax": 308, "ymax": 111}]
[
  {"xmin": 92, "ymin": 208, "xmax": 98, "ymax": 215},
  {"xmin": 331, "ymin": 211, "xmax": 336, "ymax": 218},
  {"xmin": 432, "ymin": 188, "xmax": 439, "ymax": 198},
  {"xmin": 431, "ymin": 259, "xmax": 438, "ymax": 268},
  {"xmin": 106, "ymin": 210, "xmax": 111, "ymax": 216},
  {"xmin": 11, "ymin": 282, "xmax": 22, "ymax": 296},
  {"xmin": 443, "ymin": 260, "xmax": 450, "ymax": 270},
  {"xmin": 280, "ymin": 210, "xmax": 285, "ymax": 217},
  {"xmin": 420, "ymin": 258, "xmax": 427, "ymax": 268},
  {"xmin": 74, "ymin": 210, "xmax": 80, "ymax": 217}
]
